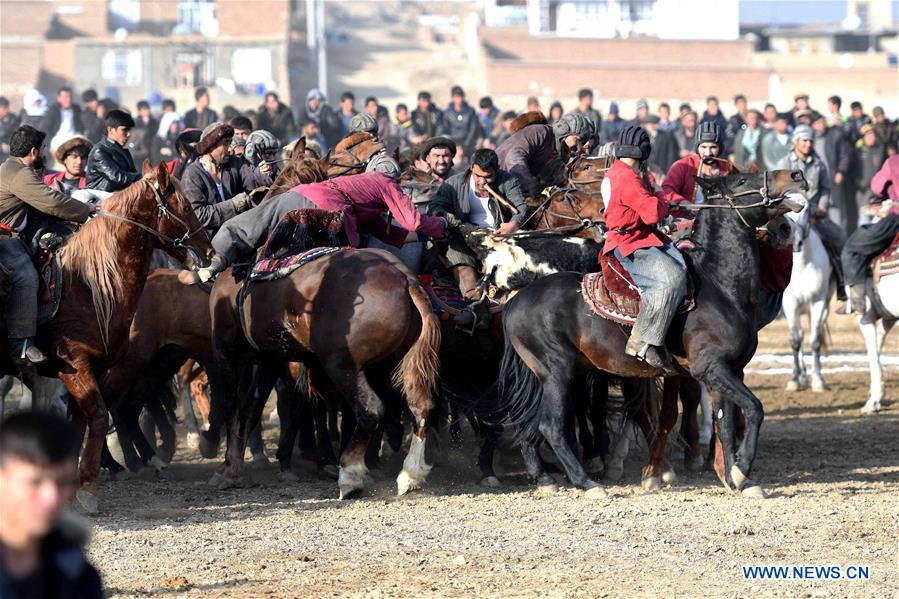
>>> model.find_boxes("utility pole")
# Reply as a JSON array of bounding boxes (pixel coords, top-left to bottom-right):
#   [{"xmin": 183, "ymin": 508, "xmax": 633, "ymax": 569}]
[{"xmin": 316, "ymin": 0, "xmax": 327, "ymax": 97}]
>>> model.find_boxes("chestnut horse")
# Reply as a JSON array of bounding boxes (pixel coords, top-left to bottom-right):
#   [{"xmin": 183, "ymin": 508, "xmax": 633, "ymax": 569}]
[
  {"xmin": 0, "ymin": 161, "xmax": 212, "ymax": 512},
  {"xmin": 487, "ymin": 170, "xmax": 808, "ymax": 498}
]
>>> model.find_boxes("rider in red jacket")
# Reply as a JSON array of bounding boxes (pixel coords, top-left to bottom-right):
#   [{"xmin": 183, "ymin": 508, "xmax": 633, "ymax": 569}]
[{"xmin": 602, "ymin": 125, "xmax": 685, "ymax": 371}]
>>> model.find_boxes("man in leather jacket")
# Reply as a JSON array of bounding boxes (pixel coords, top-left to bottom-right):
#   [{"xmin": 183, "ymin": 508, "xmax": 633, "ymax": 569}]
[{"xmin": 84, "ymin": 110, "xmax": 141, "ymax": 193}]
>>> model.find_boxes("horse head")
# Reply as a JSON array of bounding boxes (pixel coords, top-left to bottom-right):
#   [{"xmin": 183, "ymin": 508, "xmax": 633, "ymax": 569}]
[
  {"xmin": 140, "ymin": 159, "xmax": 213, "ymax": 269},
  {"xmin": 566, "ymin": 155, "xmax": 609, "ymax": 193},
  {"xmin": 265, "ymin": 137, "xmax": 328, "ymax": 199},
  {"xmin": 695, "ymin": 169, "xmax": 808, "ymax": 230},
  {"xmin": 328, "ymin": 132, "xmax": 385, "ymax": 178},
  {"xmin": 531, "ymin": 188, "xmax": 606, "ymax": 242}
]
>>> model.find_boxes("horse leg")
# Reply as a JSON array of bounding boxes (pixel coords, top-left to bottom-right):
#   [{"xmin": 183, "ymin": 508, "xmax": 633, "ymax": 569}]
[
  {"xmin": 860, "ymin": 317, "xmax": 886, "ymax": 414},
  {"xmin": 275, "ymin": 380, "xmax": 302, "ymax": 477},
  {"xmin": 809, "ymin": 299, "xmax": 829, "ymax": 392},
  {"xmin": 585, "ymin": 375, "xmax": 609, "ymax": 475},
  {"xmin": 679, "ymin": 377, "xmax": 704, "ymax": 472},
  {"xmin": 145, "ymin": 390, "xmax": 175, "ymax": 467},
  {"xmin": 313, "ymin": 398, "xmax": 340, "ymax": 477},
  {"xmin": 332, "ymin": 369, "xmax": 383, "ymax": 500},
  {"xmin": 100, "ymin": 440, "xmax": 126, "ymax": 476},
  {"xmin": 198, "ymin": 364, "xmax": 226, "ymax": 459},
  {"xmin": 703, "ymin": 364, "xmax": 766, "ymax": 497},
  {"xmin": 476, "ymin": 420, "xmax": 502, "ymax": 487},
  {"xmin": 786, "ymin": 311, "xmax": 807, "ymax": 391},
  {"xmin": 641, "ymin": 377, "xmax": 679, "ymax": 489},
  {"xmin": 397, "ymin": 393, "xmax": 432, "ymax": 497},
  {"xmin": 520, "ymin": 441, "xmax": 555, "ymax": 490},
  {"xmin": 58, "ymin": 367, "xmax": 108, "ymax": 514},
  {"xmin": 110, "ymin": 402, "xmax": 146, "ymax": 472}
]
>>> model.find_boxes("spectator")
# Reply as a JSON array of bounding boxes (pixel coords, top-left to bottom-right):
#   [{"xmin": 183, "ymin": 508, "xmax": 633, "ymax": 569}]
[
  {"xmin": 162, "ymin": 99, "xmax": 177, "ymax": 114},
  {"xmin": 229, "ymin": 115, "xmax": 253, "ymax": 157},
  {"xmin": 812, "ymin": 112, "xmax": 853, "ymax": 231},
  {"xmin": 221, "ymin": 105, "xmax": 241, "ymax": 122},
  {"xmin": 297, "ymin": 88, "xmax": 342, "ymax": 150},
  {"xmin": 79, "ymin": 89, "xmax": 101, "ymax": 143},
  {"xmin": 526, "ymin": 96, "xmax": 541, "ymax": 113},
  {"xmin": 629, "ymin": 98, "xmax": 649, "ymax": 126},
  {"xmin": 572, "ymin": 89, "xmax": 602, "ymax": 137},
  {"xmin": 762, "ymin": 103, "xmax": 778, "ymax": 128},
  {"xmin": 338, "ymin": 91, "xmax": 357, "ymax": 136},
  {"xmin": 826, "ymin": 95, "xmax": 845, "ymax": 128},
  {"xmin": 411, "ymin": 91, "xmax": 444, "ymax": 144},
  {"xmin": 677, "ymin": 102, "xmax": 692, "ymax": 125},
  {"xmin": 151, "ymin": 111, "xmax": 184, "ymax": 164},
  {"xmin": 791, "ymin": 93, "xmax": 810, "ymax": 125},
  {"xmin": 731, "ymin": 109, "xmax": 762, "ymax": 171},
  {"xmin": 493, "ymin": 110, "xmax": 517, "ymax": 147},
  {"xmin": 725, "ymin": 94, "xmax": 747, "ymax": 154},
  {"xmin": 84, "ymin": 109, "xmax": 141, "ymax": 192},
  {"xmin": 256, "ymin": 91, "xmax": 296, "ymax": 145},
  {"xmin": 847, "ymin": 101, "xmax": 871, "ymax": 145},
  {"xmin": 700, "ymin": 95, "xmax": 728, "ymax": 134},
  {"xmin": 0, "ymin": 411, "xmax": 103, "ymax": 599},
  {"xmin": 872, "ymin": 106, "xmax": 896, "ymax": 151},
  {"xmin": 0, "ymin": 97, "xmax": 20, "ymax": 161},
  {"xmin": 674, "ymin": 110, "xmax": 697, "ymax": 158},
  {"xmin": 44, "ymin": 136, "xmax": 92, "ymax": 195},
  {"xmin": 129, "ymin": 100, "xmax": 158, "ymax": 167},
  {"xmin": 547, "ymin": 101, "xmax": 564, "ymax": 125},
  {"xmin": 184, "ymin": 87, "xmax": 218, "ymax": 130},
  {"xmin": 442, "ymin": 85, "xmax": 481, "ymax": 164},
  {"xmin": 394, "ymin": 103, "xmax": 413, "ymax": 151},
  {"xmin": 852, "ymin": 124, "xmax": 885, "ymax": 226},
  {"xmin": 365, "ymin": 96, "xmax": 392, "ymax": 142},
  {"xmin": 642, "ymin": 114, "xmax": 678, "ymax": 175},
  {"xmin": 477, "ymin": 96, "xmax": 500, "ymax": 145},
  {"xmin": 600, "ymin": 101, "xmax": 625, "ymax": 145},
  {"xmin": 657, "ymin": 102, "xmax": 674, "ymax": 132},
  {"xmin": 299, "ymin": 120, "xmax": 327, "ymax": 154},
  {"xmin": 18, "ymin": 90, "xmax": 47, "ymax": 130},
  {"xmin": 759, "ymin": 113, "xmax": 792, "ymax": 170},
  {"xmin": 41, "ymin": 87, "xmax": 83, "ymax": 157}
]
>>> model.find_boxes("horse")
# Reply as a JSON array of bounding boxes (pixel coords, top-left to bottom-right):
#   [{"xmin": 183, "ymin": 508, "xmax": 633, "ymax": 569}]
[
  {"xmin": 484, "ymin": 170, "xmax": 808, "ymax": 499},
  {"xmin": 859, "ymin": 235, "xmax": 899, "ymax": 414},
  {"xmin": 782, "ymin": 210, "xmax": 835, "ymax": 392},
  {"xmin": 0, "ymin": 161, "xmax": 212, "ymax": 512}
]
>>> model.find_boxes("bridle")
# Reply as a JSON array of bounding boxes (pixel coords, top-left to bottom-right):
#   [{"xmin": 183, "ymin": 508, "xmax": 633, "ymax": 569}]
[
  {"xmin": 511, "ymin": 187, "xmax": 606, "ymax": 240},
  {"xmin": 678, "ymin": 171, "xmax": 788, "ymax": 229},
  {"xmin": 95, "ymin": 179, "xmax": 206, "ymax": 264},
  {"xmin": 328, "ymin": 147, "xmax": 378, "ymax": 176}
]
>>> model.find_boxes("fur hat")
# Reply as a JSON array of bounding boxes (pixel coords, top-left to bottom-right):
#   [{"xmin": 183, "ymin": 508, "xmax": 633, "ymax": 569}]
[
  {"xmin": 417, "ymin": 136, "xmax": 456, "ymax": 160},
  {"xmin": 197, "ymin": 122, "xmax": 234, "ymax": 155},
  {"xmin": 55, "ymin": 135, "xmax": 92, "ymax": 162},
  {"xmin": 335, "ymin": 131, "xmax": 382, "ymax": 154},
  {"xmin": 509, "ymin": 111, "xmax": 548, "ymax": 134}
]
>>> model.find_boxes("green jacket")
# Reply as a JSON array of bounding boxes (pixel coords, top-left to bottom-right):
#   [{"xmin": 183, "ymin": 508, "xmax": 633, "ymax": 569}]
[{"xmin": 0, "ymin": 158, "xmax": 93, "ymax": 234}]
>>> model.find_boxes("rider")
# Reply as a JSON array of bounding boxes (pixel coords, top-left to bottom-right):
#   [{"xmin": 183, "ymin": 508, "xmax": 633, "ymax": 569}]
[
  {"xmin": 495, "ymin": 112, "xmax": 595, "ymax": 201},
  {"xmin": 84, "ymin": 110, "xmax": 142, "ymax": 193},
  {"xmin": 196, "ymin": 153, "xmax": 449, "ymax": 282},
  {"xmin": 0, "ymin": 126, "xmax": 95, "ymax": 364},
  {"xmin": 430, "ymin": 148, "xmax": 529, "ymax": 302},
  {"xmin": 415, "ymin": 136, "xmax": 456, "ymax": 184},
  {"xmin": 348, "ymin": 113, "xmax": 379, "ymax": 139},
  {"xmin": 601, "ymin": 125, "xmax": 686, "ymax": 371},
  {"xmin": 181, "ymin": 122, "xmax": 259, "ymax": 236},
  {"xmin": 43, "ymin": 136, "xmax": 92, "ymax": 196},
  {"xmin": 776, "ymin": 124, "xmax": 848, "ymax": 301},
  {"xmin": 243, "ymin": 130, "xmax": 281, "ymax": 188},
  {"xmin": 663, "ymin": 121, "xmax": 739, "ymax": 209}
]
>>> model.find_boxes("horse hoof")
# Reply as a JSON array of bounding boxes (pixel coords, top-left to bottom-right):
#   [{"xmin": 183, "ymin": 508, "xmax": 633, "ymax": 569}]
[
  {"xmin": 536, "ymin": 484, "xmax": 557, "ymax": 496},
  {"xmin": 811, "ymin": 381, "xmax": 828, "ymax": 393},
  {"xmin": 185, "ymin": 432, "xmax": 200, "ymax": 449},
  {"xmin": 584, "ymin": 486, "xmax": 608, "ymax": 500},
  {"xmin": 479, "ymin": 476, "xmax": 502, "ymax": 488},
  {"xmin": 604, "ymin": 465, "xmax": 624, "ymax": 483},
  {"xmin": 75, "ymin": 490, "xmax": 99, "ymax": 515},
  {"xmin": 207, "ymin": 472, "xmax": 224, "ymax": 487},
  {"xmin": 277, "ymin": 470, "xmax": 299, "ymax": 483},
  {"xmin": 730, "ymin": 465, "xmax": 751, "ymax": 491},
  {"xmin": 396, "ymin": 470, "xmax": 423, "ymax": 496},
  {"xmin": 860, "ymin": 402, "xmax": 881, "ymax": 415},
  {"xmin": 661, "ymin": 469, "xmax": 677, "ymax": 484},
  {"xmin": 584, "ymin": 456, "xmax": 605, "ymax": 476},
  {"xmin": 742, "ymin": 484, "xmax": 767, "ymax": 499},
  {"xmin": 641, "ymin": 476, "xmax": 662, "ymax": 491},
  {"xmin": 785, "ymin": 380, "xmax": 800, "ymax": 392},
  {"xmin": 338, "ymin": 464, "xmax": 366, "ymax": 500},
  {"xmin": 149, "ymin": 455, "xmax": 169, "ymax": 472}
]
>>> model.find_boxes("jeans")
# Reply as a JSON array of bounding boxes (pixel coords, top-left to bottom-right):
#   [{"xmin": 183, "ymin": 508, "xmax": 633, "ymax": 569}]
[
  {"xmin": 841, "ymin": 214, "xmax": 899, "ymax": 286},
  {"xmin": 211, "ymin": 191, "xmax": 317, "ymax": 263},
  {"xmin": 614, "ymin": 242, "xmax": 687, "ymax": 347},
  {"xmin": 0, "ymin": 237, "xmax": 39, "ymax": 338}
]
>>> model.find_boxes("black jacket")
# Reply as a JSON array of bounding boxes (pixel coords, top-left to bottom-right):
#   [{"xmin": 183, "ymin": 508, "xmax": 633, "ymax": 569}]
[
  {"xmin": 442, "ymin": 102, "xmax": 481, "ymax": 152},
  {"xmin": 181, "ymin": 156, "xmax": 256, "ymax": 235},
  {"xmin": 0, "ymin": 528, "xmax": 103, "ymax": 599},
  {"xmin": 128, "ymin": 116, "xmax": 158, "ymax": 168},
  {"xmin": 297, "ymin": 103, "xmax": 343, "ymax": 151},
  {"xmin": 85, "ymin": 136, "xmax": 141, "ymax": 192},
  {"xmin": 648, "ymin": 129, "xmax": 679, "ymax": 174},
  {"xmin": 411, "ymin": 106, "xmax": 445, "ymax": 138},
  {"xmin": 40, "ymin": 103, "xmax": 84, "ymax": 139},
  {"xmin": 256, "ymin": 102, "xmax": 297, "ymax": 144},
  {"xmin": 430, "ymin": 169, "xmax": 530, "ymax": 226},
  {"xmin": 184, "ymin": 107, "xmax": 219, "ymax": 130}
]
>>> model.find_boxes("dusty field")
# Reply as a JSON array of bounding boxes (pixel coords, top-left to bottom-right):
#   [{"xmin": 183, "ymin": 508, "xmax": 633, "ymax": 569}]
[{"xmin": 73, "ymin": 311, "xmax": 898, "ymax": 597}]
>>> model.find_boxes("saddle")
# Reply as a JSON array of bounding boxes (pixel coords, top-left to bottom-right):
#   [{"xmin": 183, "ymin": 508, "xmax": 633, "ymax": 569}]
[
  {"xmin": 872, "ymin": 231, "xmax": 899, "ymax": 283},
  {"xmin": 419, "ymin": 273, "xmax": 506, "ymax": 321},
  {"xmin": 581, "ymin": 250, "xmax": 694, "ymax": 326},
  {"xmin": 0, "ymin": 222, "xmax": 66, "ymax": 327},
  {"xmin": 247, "ymin": 208, "xmax": 348, "ymax": 282}
]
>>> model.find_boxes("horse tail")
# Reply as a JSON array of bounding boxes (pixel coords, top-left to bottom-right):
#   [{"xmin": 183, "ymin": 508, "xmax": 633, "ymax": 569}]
[
  {"xmin": 480, "ymin": 337, "xmax": 543, "ymax": 446},
  {"xmin": 392, "ymin": 283, "xmax": 441, "ymax": 417}
]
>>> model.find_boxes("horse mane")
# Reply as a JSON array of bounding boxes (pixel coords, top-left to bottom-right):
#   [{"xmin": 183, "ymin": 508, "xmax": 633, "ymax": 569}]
[{"xmin": 58, "ymin": 179, "xmax": 149, "ymax": 349}]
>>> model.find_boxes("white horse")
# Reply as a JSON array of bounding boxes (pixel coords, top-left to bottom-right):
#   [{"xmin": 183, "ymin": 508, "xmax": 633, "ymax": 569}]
[
  {"xmin": 782, "ymin": 209, "xmax": 835, "ymax": 392},
  {"xmin": 859, "ymin": 270, "xmax": 899, "ymax": 414}
]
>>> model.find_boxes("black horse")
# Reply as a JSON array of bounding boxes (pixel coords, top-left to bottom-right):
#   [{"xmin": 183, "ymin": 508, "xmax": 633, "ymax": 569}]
[{"xmin": 487, "ymin": 170, "xmax": 808, "ymax": 498}]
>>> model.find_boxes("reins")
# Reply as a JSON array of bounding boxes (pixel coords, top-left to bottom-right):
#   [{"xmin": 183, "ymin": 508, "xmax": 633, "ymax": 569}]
[{"xmin": 676, "ymin": 171, "xmax": 785, "ymax": 229}]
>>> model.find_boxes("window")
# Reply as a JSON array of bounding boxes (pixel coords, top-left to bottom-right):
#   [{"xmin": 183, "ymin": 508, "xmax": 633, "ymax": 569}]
[
  {"xmin": 176, "ymin": 0, "xmax": 219, "ymax": 36},
  {"xmin": 101, "ymin": 49, "xmax": 142, "ymax": 85}
]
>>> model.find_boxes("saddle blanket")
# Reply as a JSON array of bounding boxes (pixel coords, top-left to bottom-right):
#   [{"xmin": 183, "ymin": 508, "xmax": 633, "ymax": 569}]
[
  {"xmin": 873, "ymin": 232, "xmax": 899, "ymax": 283},
  {"xmin": 581, "ymin": 251, "xmax": 694, "ymax": 326},
  {"xmin": 420, "ymin": 274, "xmax": 507, "ymax": 317},
  {"xmin": 36, "ymin": 249, "xmax": 62, "ymax": 325},
  {"xmin": 249, "ymin": 246, "xmax": 346, "ymax": 282}
]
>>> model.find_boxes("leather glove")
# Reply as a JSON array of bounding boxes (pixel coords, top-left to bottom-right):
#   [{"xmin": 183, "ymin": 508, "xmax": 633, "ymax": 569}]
[{"xmin": 230, "ymin": 192, "xmax": 253, "ymax": 213}]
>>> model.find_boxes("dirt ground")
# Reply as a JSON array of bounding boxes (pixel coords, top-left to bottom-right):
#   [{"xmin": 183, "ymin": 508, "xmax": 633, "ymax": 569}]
[{"xmin": 45, "ymin": 310, "xmax": 899, "ymax": 597}]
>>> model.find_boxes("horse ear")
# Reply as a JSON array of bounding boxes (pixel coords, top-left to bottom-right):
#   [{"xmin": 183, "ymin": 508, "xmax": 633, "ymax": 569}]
[
  {"xmin": 155, "ymin": 160, "xmax": 170, "ymax": 188},
  {"xmin": 695, "ymin": 176, "xmax": 717, "ymax": 192},
  {"xmin": 141, "ymin": 159, "xmax": 153, "ymax": 176},
  {"xmin": 291, "ymin": 136, "xmax": 306, "ymax": 159},
  {"xmin": 320, "ymin": 151, "xmax": 331, "ymax": 169}
]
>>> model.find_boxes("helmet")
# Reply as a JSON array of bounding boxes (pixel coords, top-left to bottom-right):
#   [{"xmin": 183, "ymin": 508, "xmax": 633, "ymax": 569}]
[
  {"xmin": 616, "ymin": 125, "xmax": 652, "ymax": 161},
  {"xmin": 365, "ymin": 152, "xmax": 401, "ymax": 180},
  {"xmin": 695, "ymin": 121, "xmax": 722, "ymax": 150},
  {"xmin": 244, "ymin": 130, "xmax": 280, "ymax": 165},
  {"xmin": 349, "ymin": 113, "xmax": 378, "ymax": 135},
  {"xmin": 552, "ymin": 112, "xmax": 595, "ymax": 143}
]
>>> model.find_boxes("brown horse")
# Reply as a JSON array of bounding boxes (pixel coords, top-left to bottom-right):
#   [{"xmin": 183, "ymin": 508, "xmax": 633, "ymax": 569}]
[{"xmin": 0, "ymin": 161, "xmax": 212, "ymax": 512}]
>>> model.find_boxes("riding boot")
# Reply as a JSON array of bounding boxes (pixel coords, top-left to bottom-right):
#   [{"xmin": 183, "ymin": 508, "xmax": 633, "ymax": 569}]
[
  {"xmin": 625, "ymin": 336, "xmax": 676, "ymax": 374},
  {"xmin": 196, "ymin": 253, "xmax": 230, "ymax": 284},
  {"xmin": 10, "ymin": 338, "xmax": 48, "ymax": 365},
  {"xmin": 848, "ymin": 285, "xmax": 867, "ymax": 315}
]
